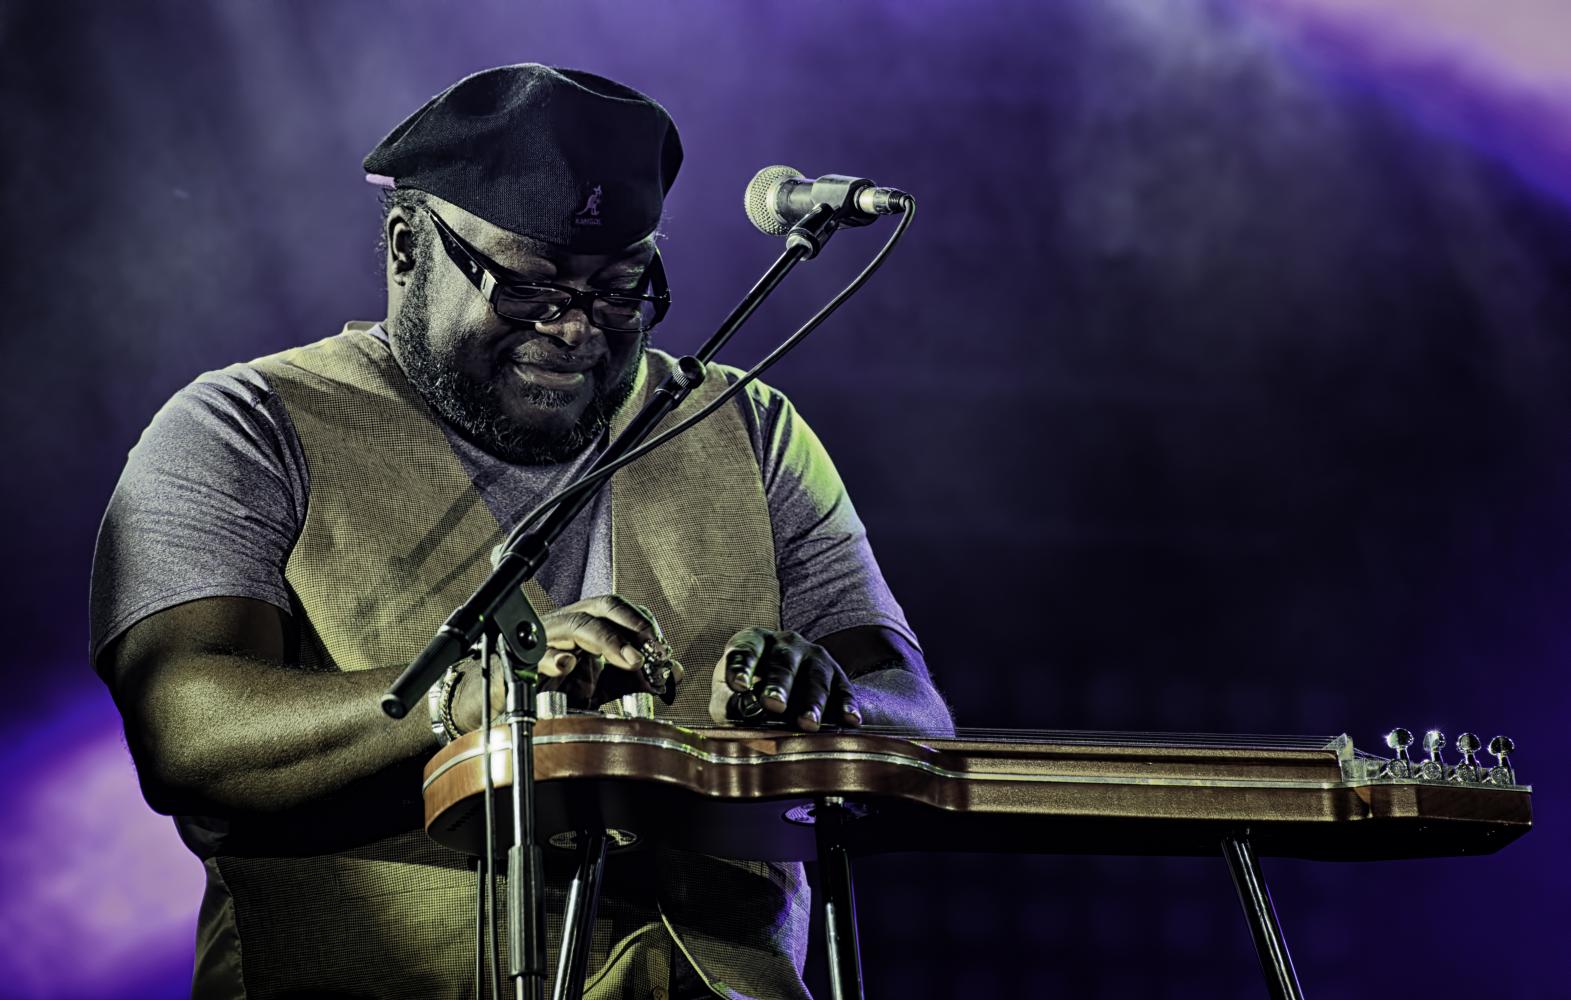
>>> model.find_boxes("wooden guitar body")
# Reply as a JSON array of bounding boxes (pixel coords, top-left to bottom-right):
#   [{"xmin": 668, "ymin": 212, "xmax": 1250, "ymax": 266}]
[{"xmin": 422, "ymin": 717, "xmax": 1532, "ymax": 862}]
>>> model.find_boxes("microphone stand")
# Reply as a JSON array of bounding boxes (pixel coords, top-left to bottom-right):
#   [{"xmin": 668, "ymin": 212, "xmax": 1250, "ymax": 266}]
[{"xmin": 383, "ymin": 202, "xmax": 845, "ymax": 1000}]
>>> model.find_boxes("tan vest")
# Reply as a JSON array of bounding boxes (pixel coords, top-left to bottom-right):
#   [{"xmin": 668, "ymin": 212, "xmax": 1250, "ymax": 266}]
[{"xmin": 194, "ymin": 326, "xmax": 810, "ymax": 999}]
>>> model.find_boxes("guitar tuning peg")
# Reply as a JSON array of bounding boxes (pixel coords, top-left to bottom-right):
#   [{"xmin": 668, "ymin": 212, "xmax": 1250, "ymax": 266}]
[
  {"xmin": 1486, "ymin": 735, "xmax": 1516, "ymax": 786},
  {"xmin": 1418, "ymin": 729, "xmax": 1446, "ymax": 780},
  {"xmin": 1384, "ymin": 728, "xmax": 1414, "ymax": 778},
  {"xmin": 1449, "ymin": 732, "xmax": 1482, "ymax": 783}
]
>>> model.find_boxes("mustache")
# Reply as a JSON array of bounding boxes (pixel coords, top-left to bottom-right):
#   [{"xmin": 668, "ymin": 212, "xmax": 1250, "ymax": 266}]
[
  {"xmin": 509, "ymin": 353, "xmax": 603, "ymax": 373},
  {"xmin": 503, "ymin": 334, "xmax": 607, "ymax": 374}
]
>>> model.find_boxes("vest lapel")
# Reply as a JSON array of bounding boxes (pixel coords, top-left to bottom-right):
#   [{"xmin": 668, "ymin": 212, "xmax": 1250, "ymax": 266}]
[
  {"xmin": 609, "ymin": 349, "xmax": 780, "ymax": 724},
  {"xmin": 255, "ymin": 327, "xmax": 555, "ymax": 672}
]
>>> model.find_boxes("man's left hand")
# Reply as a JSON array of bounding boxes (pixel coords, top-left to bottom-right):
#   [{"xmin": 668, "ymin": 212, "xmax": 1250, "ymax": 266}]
[{"xmin": 707, "ymin": 627, "xmax": 863, "ymax": 731}]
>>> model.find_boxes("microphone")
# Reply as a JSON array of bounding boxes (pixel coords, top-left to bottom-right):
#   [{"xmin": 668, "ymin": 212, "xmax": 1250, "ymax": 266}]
[{"xmin": 744, "ymin": 165, "xmax": 908, "ymax": 236}]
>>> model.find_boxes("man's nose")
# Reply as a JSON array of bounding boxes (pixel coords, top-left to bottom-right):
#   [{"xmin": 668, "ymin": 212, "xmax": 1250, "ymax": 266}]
[{"xmin": 532, "ymin": 298, "xmax": 599, "ymax": 350}]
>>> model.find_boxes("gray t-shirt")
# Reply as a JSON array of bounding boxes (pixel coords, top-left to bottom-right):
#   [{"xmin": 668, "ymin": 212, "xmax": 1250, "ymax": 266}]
[{"xmin": 90, "ymin": 329, "xmax": 915, "ymax": 668}]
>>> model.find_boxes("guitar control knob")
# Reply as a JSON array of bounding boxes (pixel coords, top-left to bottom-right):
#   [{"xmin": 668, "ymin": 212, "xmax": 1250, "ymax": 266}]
[
  {"xmin": 1486, "ymin": 735, "xmax": 1516, "ymax": 785},
  {"xmin": 603, "ymin": 692, "xmax": 657, "ymax": 720},
  {"xmin": 536, "ymin": 691, "xmax": 568, "ymax": 720},
  {"xmin": 1384, "ymin": 728, "xmax": 1414, "ymax": 778},
  {"xmin": 1450, "ymin": 732, "xmax": 1482, "ymax": 783},
  {"xmin": 1418, "ymin": 729, "xmax": 1446, "ymax": 781}
]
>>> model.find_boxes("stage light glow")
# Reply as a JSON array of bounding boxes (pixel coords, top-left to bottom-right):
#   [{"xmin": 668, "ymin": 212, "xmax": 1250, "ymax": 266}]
[
  {"xmin": 1254, "ymin": 0, "xmax": 1571, "ymax": 203},
  {"xmin": 0, "ymin": 695, "xmax": 201, "ymax": 998}
]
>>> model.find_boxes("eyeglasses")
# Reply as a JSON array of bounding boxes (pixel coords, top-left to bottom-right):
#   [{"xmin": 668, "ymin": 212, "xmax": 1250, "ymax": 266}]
[{"xmin": 425, "ymin": 208, "xmax": 670, "ymax": 334}]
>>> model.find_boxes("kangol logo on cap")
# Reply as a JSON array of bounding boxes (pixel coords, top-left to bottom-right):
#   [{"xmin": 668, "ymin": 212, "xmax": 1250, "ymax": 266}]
[{"xmin": 573, "ymin": 184, "xmax": 604, "ymax": 226}]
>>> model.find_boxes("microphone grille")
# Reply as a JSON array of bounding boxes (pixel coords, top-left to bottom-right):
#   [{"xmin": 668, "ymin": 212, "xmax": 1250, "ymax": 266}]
[{"xmin": 744, "ymin": 165, "xmax": 803, "ymax": 236}]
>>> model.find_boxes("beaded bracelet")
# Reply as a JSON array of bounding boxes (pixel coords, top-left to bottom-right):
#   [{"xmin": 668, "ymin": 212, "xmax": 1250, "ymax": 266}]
[{"xmin": 427, "ymin": 665, "xmax": 466, "ymax": 746}]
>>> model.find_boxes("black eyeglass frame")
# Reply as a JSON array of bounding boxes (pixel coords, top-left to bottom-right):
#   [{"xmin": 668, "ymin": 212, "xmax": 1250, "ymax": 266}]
[{"xmin": 424, "ymin": 208, "xmax": 671, "ymax": 334}]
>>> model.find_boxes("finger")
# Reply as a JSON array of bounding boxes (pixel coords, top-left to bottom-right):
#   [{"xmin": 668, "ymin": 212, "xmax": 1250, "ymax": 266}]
[
  {"xmin": 829, "ymin": 674, "xmax": 863, "ymax": 727},
  {"xmin": 754, "ymin": 633, "xmax": 805, "ymax": 714},
  {"xmin": 784, "ymin": 649, "xmax": 837, "ymax": 732},
  {"xmin": 723, "ymin": 628, "xmax": 772, "ymax": 692},
  {"xmin": 630, "ymin": 602, "xmax": 665, "ymax": 643},
  {"xmin": 576, "ymin": 595, "xmax": 663, "ymax": 647},
  {"xmin": 545, "ymin": 610, "xmax": 646, "ymax": 669},
  {"xmin": 709, "ymin": 651, "xmax": 773, "ymax": 723},
  {"xmin": 543, "ymin": 655, "xmax": 599, "ymax": 706},
  {"xmin": 537, "ymin": 650, "xmax": 578, "ymax": 678},
  {"xmin": 708, "ymin": 664, "xmax": 734, "ymax": 724}
]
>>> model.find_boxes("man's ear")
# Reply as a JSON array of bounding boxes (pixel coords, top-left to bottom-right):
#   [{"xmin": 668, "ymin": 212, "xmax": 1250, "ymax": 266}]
[{"xmin": 387, "ymin": 213, "xmax": 418, "ymax": 284}]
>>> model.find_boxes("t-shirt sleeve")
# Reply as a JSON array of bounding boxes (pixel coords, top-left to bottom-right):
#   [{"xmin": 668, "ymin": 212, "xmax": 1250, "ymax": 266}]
[
  {"xmin": 733, "ymin": 375, "xmax": 920, "ymax": 649},
  {"xmin": 88, "ymin": 365, "xmax": 308, "ymax": 670}
]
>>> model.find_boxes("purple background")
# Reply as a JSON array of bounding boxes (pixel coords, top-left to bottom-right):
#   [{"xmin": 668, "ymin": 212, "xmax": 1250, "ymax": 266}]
[{"xmin": 3, "ymin": 1, "xmax": 1568, "ymax": 996}]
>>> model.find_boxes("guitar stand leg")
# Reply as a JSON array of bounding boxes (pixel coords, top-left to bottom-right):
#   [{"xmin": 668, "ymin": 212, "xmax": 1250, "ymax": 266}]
[
  {"xmin": 1221, "ymin": 834, "xmax": 1304, "ymax": 1000},
  {"xmin": 551, "ymin": 830, "xmax": 609, "ymax": 1000},
  {"xmin": 815, "ymin": 798, "xmax": 865, "ymax": 1000}
]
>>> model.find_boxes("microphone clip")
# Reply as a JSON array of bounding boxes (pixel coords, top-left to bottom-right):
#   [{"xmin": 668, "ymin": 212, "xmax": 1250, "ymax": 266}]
[
  {"xmin": 785, "ymin": 202, "xmax": 843, "ymax": 260},
  {"xmin": 800, "ymin": 174, "xmax": 881, "ymax": 227}
]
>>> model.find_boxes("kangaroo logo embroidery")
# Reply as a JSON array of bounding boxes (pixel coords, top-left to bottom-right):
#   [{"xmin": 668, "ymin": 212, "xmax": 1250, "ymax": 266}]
[{"xmin": 574, "ymin": 184, "xmax": 604, "ymax": 226}]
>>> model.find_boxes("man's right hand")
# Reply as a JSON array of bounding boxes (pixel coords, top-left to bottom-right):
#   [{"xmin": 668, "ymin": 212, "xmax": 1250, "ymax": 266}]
[
  {"xmin": 449, "ymin": 594, "xmax": 677, "ymax": 731},
  {"xmin": 103, "ymin": 593, "xmax": 674, "ymax": 819}
]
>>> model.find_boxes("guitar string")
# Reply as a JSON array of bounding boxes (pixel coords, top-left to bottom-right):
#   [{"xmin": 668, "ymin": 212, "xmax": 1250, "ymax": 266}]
[
  {"xmin": 568, "ymin": 710, "xmax": 1343, "ymax": 744},
  {"xmin": 857, "ymin": 725, "xmax": 1339, "ymax": 742},
  {"xmin": 558, "ymin": 710, "xmax": 1406, "ymax": 756},
  {"xmin": 650, "ymin": 719, "xmax": 1380, "ymax": 754},
  {"xmin": 754, "ymin": 723, "xmax": 1344, "ymax": 746}
]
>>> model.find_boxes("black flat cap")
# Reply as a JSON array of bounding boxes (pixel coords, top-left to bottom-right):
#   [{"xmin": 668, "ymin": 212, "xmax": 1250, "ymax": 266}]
[{"xmin": 364, "ymin": 64, "xmax": 682, "ymax": 252}]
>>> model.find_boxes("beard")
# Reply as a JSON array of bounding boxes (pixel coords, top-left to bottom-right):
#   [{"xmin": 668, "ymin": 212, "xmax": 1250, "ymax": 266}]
[{"xmin": 390, "ymin": 268, "xmax": 643, "ymax": 465}]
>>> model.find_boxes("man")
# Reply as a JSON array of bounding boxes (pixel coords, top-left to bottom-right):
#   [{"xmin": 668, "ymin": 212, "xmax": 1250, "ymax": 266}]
[{"xmin": 90, "ymin": 64, "xmax": 950, "ymax": 999}]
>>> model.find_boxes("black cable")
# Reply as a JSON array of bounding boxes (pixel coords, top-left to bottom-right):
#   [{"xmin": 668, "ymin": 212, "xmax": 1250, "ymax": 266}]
[{"xmin": 496, "ymin": 195, "xmax": 917, "ymax": 559}]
